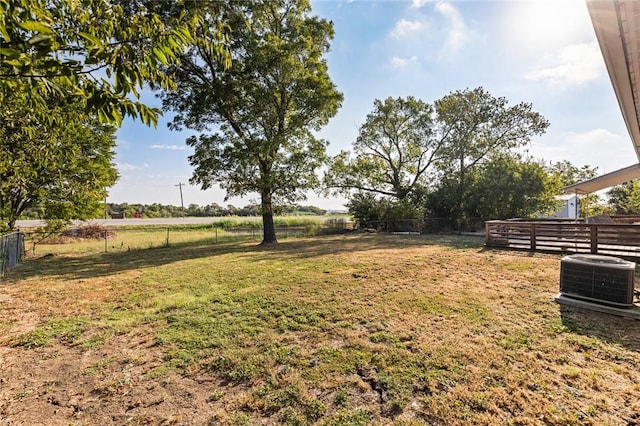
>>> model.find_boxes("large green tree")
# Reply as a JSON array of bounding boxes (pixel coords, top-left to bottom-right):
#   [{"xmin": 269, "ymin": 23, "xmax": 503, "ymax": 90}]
[
  {"xmin": 0, "ymin": 99, "xmax": 118, "ymax": 231},
  {"xmin": 433, "ymin": 87, "xmax": 549, "ymax": 227},
  {"xmin": 330, "ymin": 88, "xmax": 549, "ymax": 228},
  {"xmin": 548, "ymin": 160, "xmax": 598, "ymax": 187},
  {"xmin": 325, "ymin": 96, "xmax": 443, "ymax": 201},
  {"xmin": 471, "ymin": 155, "xmax": 559, "ymax": 220},
  {"xmin": 607, "ymin": 180, "xmax": 640, "ymax": 215},
  {"xmin": 161, "ymin": 0, "xmax": 343, "ymax": 244},
  {"xmin": 0, "ymin": 0, "xmax": 230, "ymax": 127}
]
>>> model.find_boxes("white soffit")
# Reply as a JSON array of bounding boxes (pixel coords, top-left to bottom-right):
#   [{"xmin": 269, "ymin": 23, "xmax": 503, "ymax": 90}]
[
  {"xmin": 563, "ymin": 163, "xmax": 640, "ymax": 194},
  {"xmin": 587, "ymin": 0, "xmax": 640, "ymax": 160}
]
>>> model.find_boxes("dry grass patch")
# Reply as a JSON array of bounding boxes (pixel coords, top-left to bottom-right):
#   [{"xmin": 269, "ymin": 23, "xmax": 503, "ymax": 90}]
[{"xmin": 0, "ymin": 234, "xmax": 639, "ymax": 425}]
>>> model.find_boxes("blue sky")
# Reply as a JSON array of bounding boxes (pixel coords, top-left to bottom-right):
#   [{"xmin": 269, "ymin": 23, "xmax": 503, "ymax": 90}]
[{"xmin": 112, "ymin": 0, "xmax": 636, "ymax": 210}]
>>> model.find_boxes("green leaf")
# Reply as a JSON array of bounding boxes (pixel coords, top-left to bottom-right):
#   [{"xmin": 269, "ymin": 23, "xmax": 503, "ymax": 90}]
[
  {"xmin": 78, "ymin": 32, "xmax": 102, "ymax": 46},
  {"xmin": 152, "ymin": 47, "xmax": 168, "ymax": 65},
  {"xmin": 0, "ymin": 47, "xmax": 20, "ymax": 58},
  {"xmin": 3, "ymin": 59, "xmax": 23, "ymax": 67},
  {"xmin": 0, "ymin": 24, "xmax": 10, "ymax": 42},
  {"xmin": 17, "ymin": 21, "xmax": 54, "ymax": 35},
  {"xmin": 27, "ymin": 33, "xmax": 53, "ymax": 45}
]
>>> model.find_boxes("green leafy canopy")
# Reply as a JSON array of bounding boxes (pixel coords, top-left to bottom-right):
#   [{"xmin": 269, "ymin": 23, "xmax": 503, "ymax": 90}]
[
  {"xmin": 325, "ymin": 96, "xmax": 442, "ymax": 201},
  {"xmin": 330, "ymin": 88, "xmax": 551, "ymax": 228},
  {"xmin": 160, "ymin": 0, "xmax": 343, "ymax": 244},
  {"xmin": 0, "ymin": 0, "xmax": 230, "ymax": 127},
  {"xmin": 0, "ymin": 97, "xmax": 118, "ymax": 231}
]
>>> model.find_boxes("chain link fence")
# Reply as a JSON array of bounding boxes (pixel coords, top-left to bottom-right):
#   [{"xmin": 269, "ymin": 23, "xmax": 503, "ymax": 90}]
[
  {"xmin": 354, "ymin": 218, "xmax": 484, "ymax": 234},
  {"xmin": 21, "ymin": 221, "xmax": 356, "ymax": 257},
  {"xmin": 13, "ymin": 217, "xmax": 483, "ymax": 260},
  {"xmin": 1, "ymin": 232, "xmax": 25, "ymax": 278}
]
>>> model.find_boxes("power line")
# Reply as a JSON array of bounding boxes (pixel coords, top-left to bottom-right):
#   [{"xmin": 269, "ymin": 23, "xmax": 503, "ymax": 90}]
[{"xmin": 175, "ymin": 183, "xmax": 185, "ymax": 217}]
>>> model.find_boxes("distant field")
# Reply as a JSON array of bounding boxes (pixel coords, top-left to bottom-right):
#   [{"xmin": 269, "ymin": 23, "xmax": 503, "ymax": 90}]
[
  {"xmin": 23, "ymin": 215, "xmax": 350, "ymax": 256},
  {"xmin": 1, "ymin": 234, "xmax": 639, "ymax": 424},
  {"xmin": 14, "ymin": 214, "xmax": 350, "ymax": 229}
]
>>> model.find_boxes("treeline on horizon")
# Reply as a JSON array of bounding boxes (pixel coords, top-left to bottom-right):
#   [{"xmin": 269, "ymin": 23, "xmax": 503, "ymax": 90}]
[{"xmin": 19, "ymin": 203, "xmax": 334, "ymax": 220}]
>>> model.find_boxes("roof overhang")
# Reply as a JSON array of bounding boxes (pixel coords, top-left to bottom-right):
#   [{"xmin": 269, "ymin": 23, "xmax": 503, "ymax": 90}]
[
  {"xmin": 563, "ymin": 162, "xmax": 640, "ymax": 194},
  {"xmin": 587, "ymin": 0, "xmax": 640, "ymax": 160},
  {"xmin": 562, "ymin": 1, "xmax": 640, "ymax": 194}
]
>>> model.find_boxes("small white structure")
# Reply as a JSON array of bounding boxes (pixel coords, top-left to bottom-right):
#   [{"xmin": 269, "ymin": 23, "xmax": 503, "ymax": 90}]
[{"xmin": 549, "ymin": 194, "xmax": 579, "ymax": 219}]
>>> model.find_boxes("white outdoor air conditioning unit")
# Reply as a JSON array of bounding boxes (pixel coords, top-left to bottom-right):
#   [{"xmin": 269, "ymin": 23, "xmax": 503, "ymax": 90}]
[{"xmin": 560, "ymin": 254, "xmax": 636, "ymax": 307}]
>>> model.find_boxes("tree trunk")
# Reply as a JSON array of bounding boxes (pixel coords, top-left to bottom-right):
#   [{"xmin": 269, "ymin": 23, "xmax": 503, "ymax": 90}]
[
  {"xmin": 260, "ymin": 190, "xmax": 278, "ymax": 245},
  {"xmin": 455, "ymin": 155, "xmax": 466, "ymax": 232}
]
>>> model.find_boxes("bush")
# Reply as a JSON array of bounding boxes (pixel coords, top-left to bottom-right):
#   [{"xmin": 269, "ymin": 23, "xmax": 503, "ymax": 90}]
[
  {"xmin": 347, "ymin": 193, "xmax": 423, "ymax": 231},
  {"xmin": 61, "ymin": 225, "xmax": 115, "ymax": 239},
  {"xmin": 384, "ymin": 200, "xmax": 423, "ymax": 232},
  {"xmin": 39, "ymin": 224, "xmax": 116, "ymax": 244},
  {"xmin": 346, "ymin": 192, "xmax": 390, "ymax": 229}
]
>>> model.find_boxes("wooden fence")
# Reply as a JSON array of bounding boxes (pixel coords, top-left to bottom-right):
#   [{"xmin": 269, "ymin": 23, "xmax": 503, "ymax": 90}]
[{"xmin": 485, "ymin": 220, "xmax": 640, "ymax": 260}]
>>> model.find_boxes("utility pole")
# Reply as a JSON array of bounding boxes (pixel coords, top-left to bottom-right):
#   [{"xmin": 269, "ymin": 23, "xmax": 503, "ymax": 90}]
[{"xmin": 175, "ymin": 183, "xmax": 185, "ymax": 217}]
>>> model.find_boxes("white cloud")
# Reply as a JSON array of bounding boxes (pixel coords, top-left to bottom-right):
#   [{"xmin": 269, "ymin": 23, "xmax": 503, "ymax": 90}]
[
  {"xmin": 117, "ymin": 162, "xmax": 149, "ymax": 171},
  {"xmin": 411, "ymin": 0, "xmax": 432, "ymax": 9},
  {"xmin": 390, "ymin": 56, "xmax": 418, "ymax": 69},
  {"xmin": 389, "ymin": 2, "xmax": 469, "ymax": 58},
  {"xmin": 524, "ymin": 42, "xmax": 604, "ymax": 87},
  {"xmin": 390, "ymin": 19, "xmax": 425, "ymax": 39},
  {"xmin": 531, "ymin": 129, "xmax": 635, "ymax": 173},
  {"xmin": 150, "ymin": 144, "xmax": 189, "ymax": 151},
  {"xmin": 565, "ymin": 129, "xmax": 626, "ymax": 150},
  {"xmin": 435, "ymin": 1, "xmax": 469, "ymax": 51}
]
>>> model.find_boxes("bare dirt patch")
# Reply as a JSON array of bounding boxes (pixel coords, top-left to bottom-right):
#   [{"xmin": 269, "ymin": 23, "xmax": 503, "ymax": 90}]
[{"xmin": 0, "ymin": 333, "xmax": 224, "ymax": 425}]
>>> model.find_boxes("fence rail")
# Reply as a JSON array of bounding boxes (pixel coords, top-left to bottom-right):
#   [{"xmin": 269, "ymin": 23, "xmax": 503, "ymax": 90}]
[
  {"xmin": 1, "ymin": 232, "xmax": 25, "ymax": 277},
  {"xmin": 21, "ymin": 223, "xmax": 356, "ymax": 257},
  {"xmin": 485, "ymin": 220, "xmax": 640, "ymax": 260},
  {"xmin": 14, "ymin": 218, "xmax": 485, "ymax": 260},
  {"xmin": 356, "ymin": 218, "xmax": 484, "ymax": 234}
]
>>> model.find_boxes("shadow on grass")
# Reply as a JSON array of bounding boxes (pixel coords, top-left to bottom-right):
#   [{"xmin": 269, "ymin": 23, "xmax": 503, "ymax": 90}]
[
  {"xmin": 478, "ymin": 245, "xmax": 563, "ymax": 259},
  {"xmin": 559, "ymin": 305, "xmax": 640, "ymax": 352},
  {"xmin": 246, "ymin": 232, "xmax": 485, "ymax": 259},
  {"xmin": 8, "ymin": 233, "xmax": 484, "ymax": 282}
]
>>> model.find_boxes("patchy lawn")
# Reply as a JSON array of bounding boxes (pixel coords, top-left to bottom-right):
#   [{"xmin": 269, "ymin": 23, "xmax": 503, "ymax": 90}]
[{"xmin": 0, "ymin": 234, "xmax": 638, "ymax": 425}]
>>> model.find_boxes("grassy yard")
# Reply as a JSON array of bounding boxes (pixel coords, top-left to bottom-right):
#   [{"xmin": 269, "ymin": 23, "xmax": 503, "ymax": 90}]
[
  {"xmin": 23, "ymin": 216, "xmax": 344, "ymax": 256},
  {"xmin": 26, "ymin": 226, "xmax": 261, "ymax": 256},
  {"xmin": 0, "ymin": 233, "xmax": 638, "ymax": 425}
]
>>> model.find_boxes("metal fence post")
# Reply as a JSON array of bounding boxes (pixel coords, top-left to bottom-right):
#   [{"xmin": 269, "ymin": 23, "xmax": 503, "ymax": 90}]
[
  {"xmin": 0, "ymin": 235, "xmax": 6, "ymax": 278},
  {"xmin": 17, "ymin": 232, "xmax": 23, "ymax": 265}
]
